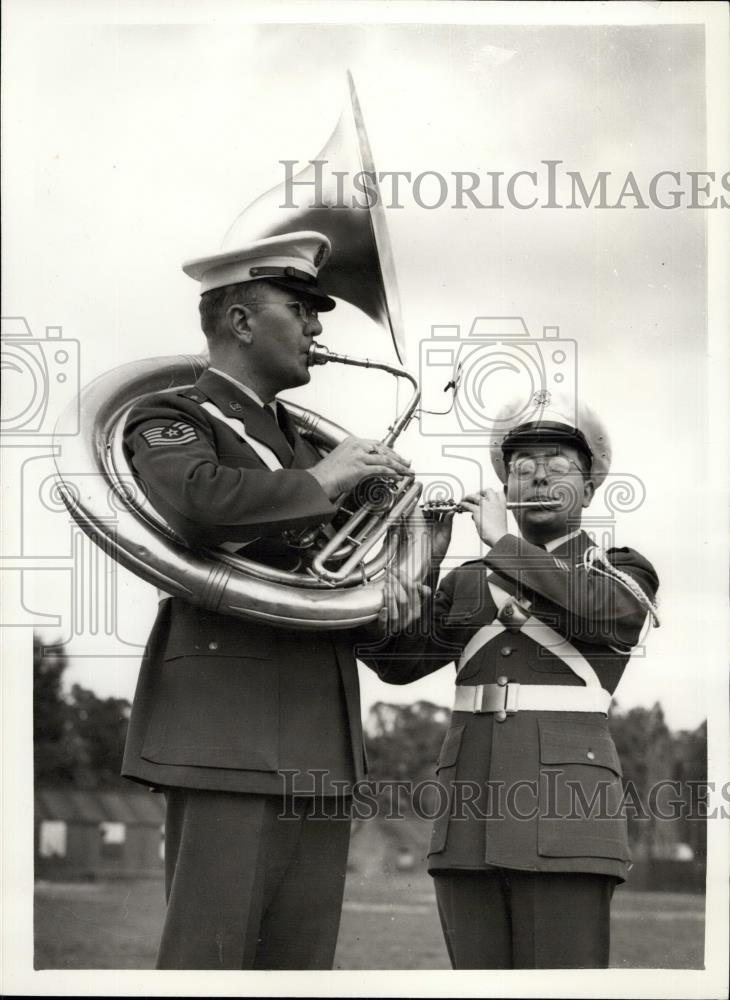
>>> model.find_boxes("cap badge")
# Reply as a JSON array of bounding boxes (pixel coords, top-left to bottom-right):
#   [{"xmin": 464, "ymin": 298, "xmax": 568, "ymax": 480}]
[{"xmin": 533, "ymin": 389, "xmax": 551, "ymax": 407}]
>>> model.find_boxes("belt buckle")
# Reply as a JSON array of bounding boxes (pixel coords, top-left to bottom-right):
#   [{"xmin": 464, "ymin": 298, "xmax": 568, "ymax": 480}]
[
  {"xmin": 480, "ymin": 680, "xmax": 520, "ymax": 717},
  {"xmin": 503, "ymin": 682, "xmax": 520, "ymax": 714}
]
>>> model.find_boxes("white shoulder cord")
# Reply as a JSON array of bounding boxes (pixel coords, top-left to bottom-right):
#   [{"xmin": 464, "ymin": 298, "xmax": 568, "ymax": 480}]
[{"xmin": 582, "ymin": 545, "xmax": 660, "ymax": 628}]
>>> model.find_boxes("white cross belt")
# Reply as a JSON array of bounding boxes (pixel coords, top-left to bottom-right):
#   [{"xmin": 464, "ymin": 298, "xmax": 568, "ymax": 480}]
[{"xmin": 454, "ymin": 579, "xmax": 610, "ymax": 716}]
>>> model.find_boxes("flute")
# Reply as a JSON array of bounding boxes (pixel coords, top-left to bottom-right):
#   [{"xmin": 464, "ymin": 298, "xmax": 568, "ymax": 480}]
[{"xmin": 422, "ymin": 498, "xmax": 561, "ymax": 515}]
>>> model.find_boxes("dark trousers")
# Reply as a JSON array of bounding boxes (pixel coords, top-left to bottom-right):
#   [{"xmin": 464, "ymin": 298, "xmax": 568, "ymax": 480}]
[
  {"xmin": 433, "ymin": 868, "xmax": 616, "ymax": 969},
  {"xmin": 157, "ymin": 788, "xmax": 351, "ymax": 969}
]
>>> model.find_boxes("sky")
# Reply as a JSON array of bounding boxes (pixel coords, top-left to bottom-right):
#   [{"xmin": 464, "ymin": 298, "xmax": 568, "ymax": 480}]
[{"xmin": 3, "ymin": 3, "xmax": 728, "ymax": 734}]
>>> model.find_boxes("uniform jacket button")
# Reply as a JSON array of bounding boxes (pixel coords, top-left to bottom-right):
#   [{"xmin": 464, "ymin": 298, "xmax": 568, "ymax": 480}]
[
  {"xmin": 500, "ymin": 646, "xmax": 513, "ymax": 657},
  {"xmin": 208, "ymin": 641, "xmax": 219, "ymax": 651},
  {"xmin": 495, "ymin": 710, "xmax": 508, "ymax": 723},
  {"xmin": 497, "ymin": 675, "xmax": 508, "ymax": 686},
  {"xmin": 586, "ymin": 750, "xmax": 596, "ymax": 760}
]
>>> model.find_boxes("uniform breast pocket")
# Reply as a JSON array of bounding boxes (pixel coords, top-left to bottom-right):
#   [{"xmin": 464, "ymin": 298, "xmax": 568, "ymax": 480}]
[
  {"xmin": 442, "ymin": 600, "xmax": 480, "ymax": 625},
  {"xmin": 428, "ymin": 724, "xmax": 466, "ymax": 856},
  {"xmin": 441, "ymin": 600, "xmax": 487, "ymax": 679},
  {"xmin": 537, "ymin": 721, "xmax": 631, "ymax": 862},
  {"xmin": 529, "ymin": 649, "xmax": 573, "ymax": 675},
  {"xmin": 141, "ymin": 651, "xmax": 280, "ymax": 773}
]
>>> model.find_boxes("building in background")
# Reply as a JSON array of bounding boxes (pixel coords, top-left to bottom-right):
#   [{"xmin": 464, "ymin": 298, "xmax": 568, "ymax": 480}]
[{"xmin": 35, "ymin": 789, "xmax": 165, "ymax": 880}]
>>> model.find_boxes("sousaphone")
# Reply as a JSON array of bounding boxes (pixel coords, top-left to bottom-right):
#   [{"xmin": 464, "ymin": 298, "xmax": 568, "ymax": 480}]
[{"xmin": 53, "ymin": 74, "xmax": 428, "ymax": 629}]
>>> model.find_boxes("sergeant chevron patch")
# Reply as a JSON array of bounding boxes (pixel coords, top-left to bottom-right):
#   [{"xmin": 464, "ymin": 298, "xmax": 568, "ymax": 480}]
[{"xmin": 141, "ymin": 422, "xmax": 199, "ymax": 447}]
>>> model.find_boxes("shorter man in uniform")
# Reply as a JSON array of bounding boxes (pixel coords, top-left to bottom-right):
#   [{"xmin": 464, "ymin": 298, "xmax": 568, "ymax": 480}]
[{"xmin": 368, "ymin": 395, "xmax": 660, "ymax": 968}]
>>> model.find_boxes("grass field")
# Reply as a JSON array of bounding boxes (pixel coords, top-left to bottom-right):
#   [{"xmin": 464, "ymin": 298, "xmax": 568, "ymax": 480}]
[{"xmin": 34, "ymin": 818, "xmax": 705, "ymax": 970}]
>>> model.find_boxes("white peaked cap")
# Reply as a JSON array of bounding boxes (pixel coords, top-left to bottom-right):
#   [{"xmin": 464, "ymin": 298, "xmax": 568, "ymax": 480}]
[
  {"xmin": 182, "ymin": 231, "xmax": 335, "ymax": 308},
  {"xmin": 489, "ymin": 391, "xmax": 612, "ymax": 487}
]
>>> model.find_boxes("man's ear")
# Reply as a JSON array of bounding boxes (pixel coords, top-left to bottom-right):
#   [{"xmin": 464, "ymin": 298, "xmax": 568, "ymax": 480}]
[
  {"xmin": 226, "ymin": 304, "xmax": 254, "ymax": 345},
  {"xmin": 582, "ymin": 478, "xmax": 596, "ymax": 508}
]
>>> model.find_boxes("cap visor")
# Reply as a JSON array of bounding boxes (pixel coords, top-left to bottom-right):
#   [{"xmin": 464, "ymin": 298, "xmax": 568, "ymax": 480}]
[
  {"xmin": 265, "ymin": 277, "xmax": 336, "ymax": 312},
  {"xmin": 503, "ymin": 422, "xmax": 592, "ymax": 458}
]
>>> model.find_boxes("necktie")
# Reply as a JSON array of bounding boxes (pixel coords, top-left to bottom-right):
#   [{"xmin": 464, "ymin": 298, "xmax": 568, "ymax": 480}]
[{"xmin": 266, "ymin": 402, "xmax": 296, "ymax": 450}]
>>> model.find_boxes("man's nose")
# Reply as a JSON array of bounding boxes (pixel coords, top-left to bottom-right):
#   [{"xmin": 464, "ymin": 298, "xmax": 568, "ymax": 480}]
[
  {"xmin": 531, "ymin": 461, "xmax": 550, "ymax": 484},
  {"xmin": 306, "ymin": 316, "xmax": 323, "ymax": 337}
]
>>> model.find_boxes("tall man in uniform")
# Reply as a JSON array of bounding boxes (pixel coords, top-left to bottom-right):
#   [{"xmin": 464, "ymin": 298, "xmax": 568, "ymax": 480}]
[
  {"xmin": 369, "ymin": 395, "xmax": 660, "ymax": 968},
  {"xmin": 122, "ymin": 231, "xmax": 416, "ymax": 969}
]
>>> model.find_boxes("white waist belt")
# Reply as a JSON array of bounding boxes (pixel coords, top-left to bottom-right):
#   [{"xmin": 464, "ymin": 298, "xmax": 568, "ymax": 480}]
[{"xmin": 453, "ymin": 681, "xmax": 611, "ymax": 717}]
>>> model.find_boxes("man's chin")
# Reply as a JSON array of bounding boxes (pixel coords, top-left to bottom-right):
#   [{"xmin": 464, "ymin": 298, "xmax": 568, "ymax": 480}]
[
  {"xmin": 287, "ymin": 367, "xmax": 311, "ymax": 389},
  {"xmin": 516, "ymin": 507, "xmax": 567, "ymax": 533}
]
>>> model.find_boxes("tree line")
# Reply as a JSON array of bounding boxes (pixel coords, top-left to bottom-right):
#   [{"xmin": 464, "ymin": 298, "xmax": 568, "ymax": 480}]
[{"xmin": 34, "ymin": 636, "xmax": 131, "ymax": 790}]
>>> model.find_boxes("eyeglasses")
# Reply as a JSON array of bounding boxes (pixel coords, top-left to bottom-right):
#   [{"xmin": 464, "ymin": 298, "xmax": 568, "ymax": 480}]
[
  {"xmin": 250, "ymin": 300, "xmax": 319, "ymax": 322},
  {"xmin": 283, "ymin": 301, "xmax": 319, "ymax": 322},
  {"xmin": 508, "ymin": 455, "xmax": 584, "ymax": 478}
]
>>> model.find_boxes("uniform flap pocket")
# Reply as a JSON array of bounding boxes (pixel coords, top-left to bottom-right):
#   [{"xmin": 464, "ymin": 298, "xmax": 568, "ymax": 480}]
[
  {"xmin": 141, "ymin": 655, "xmax": 279, "ymax": 772},
  {"xmin": 164, "ymin": 604, "xmax": 273, "ymax": 660},
  {"xmin": 164, "ymin": 640, "xmax": 271, "ymax": 661},
  {"xmin": 539, "ymin": 722, "xmax": 622, "ymax": 776},
  {"xmin": 437, "ymin": 724, "xmax": 465, "ymax": 770},
  {"xmin": 442, "ymin": 599, "xmax": 482, "ymax": 624}
]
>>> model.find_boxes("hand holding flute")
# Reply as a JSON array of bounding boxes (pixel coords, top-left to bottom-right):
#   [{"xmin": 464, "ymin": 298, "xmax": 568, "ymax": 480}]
[{"xmin": 456, "ymin": 488, "xmax": 510, "ymax": 547}]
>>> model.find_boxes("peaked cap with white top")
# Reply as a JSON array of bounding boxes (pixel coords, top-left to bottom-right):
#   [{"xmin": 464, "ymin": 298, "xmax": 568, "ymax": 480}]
[
  {"xmin": 490, "ymin": 391, "xmax": 612, "ymax": 487},
  {"xmin": 182, "ymin": 231, "xmax": 336, "ymax": 310}
]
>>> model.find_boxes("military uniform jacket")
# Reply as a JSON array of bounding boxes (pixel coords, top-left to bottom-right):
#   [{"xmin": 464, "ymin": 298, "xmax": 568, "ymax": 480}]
[
  {"xmin": 121, "ymin": 369, "xmax": 368, "ymax": 797},
  {"xmin": 367, "ymin": 530, "xmax": 659, "ymax": 881}
]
